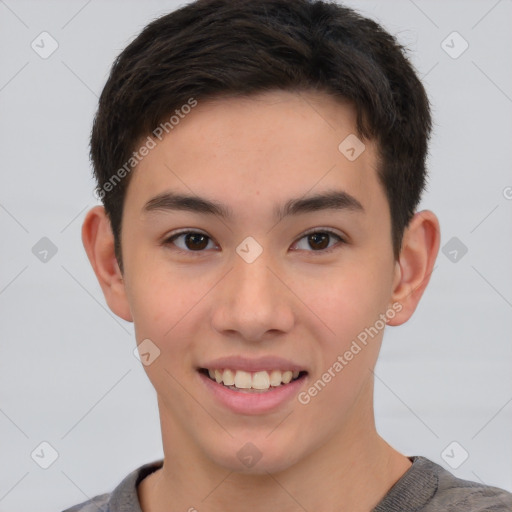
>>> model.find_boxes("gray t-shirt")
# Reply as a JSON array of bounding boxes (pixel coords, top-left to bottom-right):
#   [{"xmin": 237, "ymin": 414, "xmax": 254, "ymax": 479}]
[{"xmin": 62, "ymin": 456, "xmax": 512, "ymax": 511}]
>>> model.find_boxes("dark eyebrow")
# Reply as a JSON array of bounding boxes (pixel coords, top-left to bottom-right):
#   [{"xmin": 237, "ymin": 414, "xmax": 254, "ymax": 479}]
[
  {"xmin": 275, "ymin": 189, "xmax": 364, "ymax": 221},
  {"xmin": 143, "ymin": 192, "xmax": 233, "ymax": 218},
  {"xmin": 143, "ymin": 189, "xmax": 364, "ymax": 220}
]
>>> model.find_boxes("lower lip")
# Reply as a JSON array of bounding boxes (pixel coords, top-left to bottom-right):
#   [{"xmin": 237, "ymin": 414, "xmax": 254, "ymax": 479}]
[{"xmin": 198, "ymin": 371, "xmax": 307, "ymax": 415}]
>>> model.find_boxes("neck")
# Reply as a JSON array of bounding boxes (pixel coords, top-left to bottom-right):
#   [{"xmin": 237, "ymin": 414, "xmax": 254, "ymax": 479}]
[{"xmin": 139, "ymin": 389, "xmax": 411, "ymax": 512}]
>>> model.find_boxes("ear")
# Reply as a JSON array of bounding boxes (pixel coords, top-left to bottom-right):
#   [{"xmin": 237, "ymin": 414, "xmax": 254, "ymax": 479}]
[
  {"xmin": 387, "ymin": 210, "xmax": 440, "ymax": 326},
  {"xmin": 81, "ymin": 206, "xmax": 133, "ymax": 322}
]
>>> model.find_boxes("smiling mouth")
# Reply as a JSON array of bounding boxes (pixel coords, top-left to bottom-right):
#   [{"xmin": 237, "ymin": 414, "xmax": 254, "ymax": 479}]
[{"xmin": 199, "ymin": 368, "xmax": 308, "ymax": 393}]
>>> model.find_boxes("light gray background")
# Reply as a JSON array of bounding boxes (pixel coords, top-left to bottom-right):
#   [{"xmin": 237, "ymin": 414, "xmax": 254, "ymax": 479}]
[{"xmin": 0, "ymin": 1, "xmax": 511, "ymax": 510}]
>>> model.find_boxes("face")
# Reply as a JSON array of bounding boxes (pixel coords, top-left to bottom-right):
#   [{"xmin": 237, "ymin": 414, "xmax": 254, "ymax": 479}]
[{"xmin": 120, "ymin": 90, "xmax": 399, "ymax": 474}]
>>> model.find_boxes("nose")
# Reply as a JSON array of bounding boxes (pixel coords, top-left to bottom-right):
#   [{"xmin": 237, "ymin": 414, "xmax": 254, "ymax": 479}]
[{"xmin": 210, "ymin": 249, "xmax": 295, "ymax": 342}]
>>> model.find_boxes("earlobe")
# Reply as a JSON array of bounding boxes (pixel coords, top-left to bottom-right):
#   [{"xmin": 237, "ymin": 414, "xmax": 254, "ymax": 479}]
[
  {"xmin": 387, "ymin": 210, "xmax": 440, "ymax": 326},
  {"xmin": 81, "ymin": 206, "xmax": 133, "ymax": 322}
]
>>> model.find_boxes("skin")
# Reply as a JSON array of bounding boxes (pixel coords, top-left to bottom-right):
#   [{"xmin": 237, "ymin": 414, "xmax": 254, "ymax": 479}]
[{"xmin": 82, "ymin": 90, "xmax": 440, "ymax": 512}]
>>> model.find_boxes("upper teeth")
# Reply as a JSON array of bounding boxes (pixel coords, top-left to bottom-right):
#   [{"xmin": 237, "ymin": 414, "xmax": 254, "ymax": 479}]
[{"xmin": 208, "ymin": 369, "xmax": 300, "ymax": 390}]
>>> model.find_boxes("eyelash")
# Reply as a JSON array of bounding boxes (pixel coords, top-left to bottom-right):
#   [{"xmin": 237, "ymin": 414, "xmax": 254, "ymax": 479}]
[{"xmin": 163, "ymin": 228, "xmax": 346, "ymax": 257}]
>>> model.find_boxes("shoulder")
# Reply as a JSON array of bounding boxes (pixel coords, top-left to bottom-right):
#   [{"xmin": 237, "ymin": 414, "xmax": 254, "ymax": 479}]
[
  {"xmin": 374, "ymin": 456, "xmax": 512, "ymax": 512},
  {"xmin": 418, "ymin": 456, "xmax": 512, "ymax": 512},
  {"xmin": 61, "ymin": 460, "xmax": 164, "ymax": 512},
  {"xmin": 62, "ymin": 493, "xmax": 110, "ymax": 512}
]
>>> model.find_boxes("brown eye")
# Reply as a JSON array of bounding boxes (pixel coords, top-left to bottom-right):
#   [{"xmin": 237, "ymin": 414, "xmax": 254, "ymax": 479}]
[
  {"xmin": 165, "ymin": 231, "xmax": 215, "ymax": 253},
  {"xmin": 307, "ymin": 232, "xmax": 330, "ymax": 250},
  {"xmin": 183, "ymin": 233, "xmax": 209, "ymax": 250},
  {"xmin": 293, "ymin": 229, "xmax": 345, "ymax": 253}
]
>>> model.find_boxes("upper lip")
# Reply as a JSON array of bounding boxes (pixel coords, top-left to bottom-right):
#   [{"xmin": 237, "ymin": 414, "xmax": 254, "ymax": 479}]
[{"xmin": 199, "ymin": 355, "xmax": 307, "ymax": 373}]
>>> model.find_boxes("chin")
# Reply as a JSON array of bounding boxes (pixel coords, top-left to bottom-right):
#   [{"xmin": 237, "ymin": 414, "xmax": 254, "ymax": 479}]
[{"xmin": 205, "ymin": 436, "xmax": 304, "ymax": 475}]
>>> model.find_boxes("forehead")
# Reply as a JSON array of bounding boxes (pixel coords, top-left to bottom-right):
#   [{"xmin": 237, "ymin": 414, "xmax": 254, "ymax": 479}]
[{"xmin": 126, "ymin": 90, "xmax": 385, "ymax": 222}]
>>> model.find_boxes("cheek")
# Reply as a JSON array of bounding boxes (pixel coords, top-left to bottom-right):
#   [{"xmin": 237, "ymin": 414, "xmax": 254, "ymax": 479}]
[
  {"xmin": 305, "ymin": 262, "xmax": 392, "ymax": 344},
  {"xmin": 127, "ymin": 268, "xmax": 191, "ymax": 347},
  {"xmin": 128, "ymin": 275, "xmax": 199, "ymax": 406},
  {"xmin": 300, "ymin": 276, "xmax": 387, "ymax": 416},
  {"xmin": 126, "ymin": 264, "xmax": 217, "ymax": 381},
  {"xmin": 308, "ymin": 255, "xmax": 394, "ymax": 399}
]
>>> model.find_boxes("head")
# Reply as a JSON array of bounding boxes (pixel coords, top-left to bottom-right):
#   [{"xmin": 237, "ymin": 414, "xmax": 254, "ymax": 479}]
[{"xmin": 83, "ymin": 0, "xmax": 439, "ymax": 475}]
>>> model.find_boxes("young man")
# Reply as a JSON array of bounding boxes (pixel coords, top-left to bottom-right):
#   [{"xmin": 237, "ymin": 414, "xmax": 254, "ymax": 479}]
[{"xmin": 65, "ymin": 0, "xmax": 512, "ymax": 510}]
